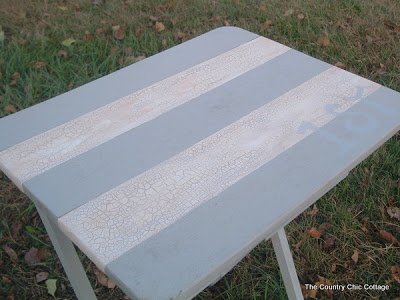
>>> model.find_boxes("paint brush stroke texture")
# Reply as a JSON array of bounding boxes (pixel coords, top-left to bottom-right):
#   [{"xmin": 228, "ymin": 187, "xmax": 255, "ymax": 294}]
[
  {"xmin": 58, "ymin": 67, "xmax": 379, "ymax": 270},
  {"xmin": 0, "ymin": 37, "xmax": 288, "ymax": 189}
]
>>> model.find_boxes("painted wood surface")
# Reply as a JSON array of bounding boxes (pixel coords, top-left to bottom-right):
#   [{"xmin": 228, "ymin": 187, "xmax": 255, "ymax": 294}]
[{"xmin": 0, "ymin": 26, "xmax": 399, "ymax": 300}]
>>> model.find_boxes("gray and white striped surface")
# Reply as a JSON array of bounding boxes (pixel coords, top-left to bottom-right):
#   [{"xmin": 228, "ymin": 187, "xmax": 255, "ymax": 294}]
[{"xmin": 1, "ymin": 27, "xmax": 399, "ymax": 300}]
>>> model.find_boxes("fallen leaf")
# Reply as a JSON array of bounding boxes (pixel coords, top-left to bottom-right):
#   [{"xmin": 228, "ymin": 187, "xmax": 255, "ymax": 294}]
[
  {"xmin": 174, "ymin": 31, "xmax": 185, "ymax": 40},
  {"xmin": 36, "ymin": 247, "xmax": 50, "ymax": 260},
  {"xmin": 61, "ymin": 38, "xmax": 76, "ymax": 46},
  {"xmin": 11, "ymin": 223, "xmax": 22, "ymax": 239},
  {"xmin": 366, "ymin": 35, "xmax": 373, "ymax": 44},
  {"xmin": 384, "ymin": 21, "xmax": 400, "ymax": 32},
  {"xmin": 149, "ymin": 15, "xmax": 158, "ymax": 21},
  {"xmin": 361, "ymin": 225, "xmax": 369, "ymax": 233},
  {"xmin": 110, "ymin": 46, "xmax": 119, "ymax": 55},
  {"xmin": 135, "ymin": 55, "xmax": 146, "ymax": 62},
  {"xmin": 112, "ymin": 26, "xmax": 125, "ymax": 40},
  {"xmin": 36, "ymin": 272, "xmax": 49, "ymax": 283},
  {"xmin": 25, "ymin": 247, "xmax": 40, "ymax": 265},
  {"xmin": 317, "ymin": 35, "xmax": 330, "ymax": 47},
  {"xmin": 46, "ymin": 279, "xmax": 57, "ymax": 297},
  {"xmin": 392, "ymin": 266, "xmax": 400, "ymax": 283},
  {"xmin": 318, "ymin": 222, "xmax": 332, "ymax": 233},
  {"xmin": 308, "ymin": 204, "xmax": 319, "ymax": 216},
  {"xmin": 224, "ymin": 20, "xmax": 230, "ymax": 26},
  {"xmin": 20, "ymin": 39, "xmax": 28, "ymax": 46},
  {"xmin": 260, "ymin": 20, "xmax": 273, "ymax": 31},
  {"xmin": 351, "ymin": 249, "xmax": 359, "ymax": 264},
  {"xmin": 335, "ymin": 62, "xmax": 346, "ymax": 68},
  {"xmin": 161, "ymin": 1, "xmax": 176, "ymax": 9},
  {"xmin": 309, "ymin": 288, "xmax": 317, "ymax": 298},
  {"xmin": 3, "ymin": 245, "xmax": 18, "ymax": 260},
  {"xmin": 387, "ymin": 207, "xmax": 400, "ymax": 221},
  {"xmin": 297, "ymin": 13, "xmax": 305, "ymax": 20},
  {"xmin": 10, "ymin": 80, "xmax": 17, "ymax": 86},
  {"xmin": 323, "ymin": 235, "xmax": 335, "ymax": 250},
  {"xmin": 2, "ymin": 276, "xmax": 11, "ymax": 283},
  {"xmin": 34, "ymin": 61, "xmax": 46, "ymax": 69},
  {"xmin": 292, "ymin": 241, "xmax": 303, "ymax": 249},
  {"xmin": 93, "ymin": 265, "xmax": 115, "ymax": 288},
  {"xmin": 58, "ymin": 6, "xmax": 67, "ymax": 11},
  {"xmin": 57, "ymin": 50, "xmax": 68, "ymax": 58},
  {"xmin": 380, "ymin": 230, "xmax": 400, "ymax": 246},
  {"xmin": 12, "ymin": 72, "xmax": 20, "ymax": 79},
  {"xmin": 317, "ymin": 276, "xmax": 333, "ymax": 297},
  {"xmin": 84, "ymin": 30, "xmax": 94, "ymax": 41},
  {"xmin": 284, "ymin": 9, "xmax": 294, "ymax": 16},
  {"xmin": 125, "ymin": 56, "xmax": 136, "ymax": 64},
  {"xmin": 155, "ymin": 22, "xmax": 165, "ymax": 32},
  {"xmin": 135, "ymin": 28, "xmax": 144, "ymax": 38},
  {"xmin": 4, "ymin": 104, "xmax": 17, "ymax": 113},
  {"xmin": 306, "ymin": 227, "xmax": 322, "ymax": 238}
]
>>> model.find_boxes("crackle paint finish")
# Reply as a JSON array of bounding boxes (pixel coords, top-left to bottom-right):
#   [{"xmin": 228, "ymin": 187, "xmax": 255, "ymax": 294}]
[
  {"xmin": 58, "ymin": 67, "xmax": 380, "ymax": 269},
  {"xmin": 1, "ymin": 26, "xmax": 399, "ymax": 300}
]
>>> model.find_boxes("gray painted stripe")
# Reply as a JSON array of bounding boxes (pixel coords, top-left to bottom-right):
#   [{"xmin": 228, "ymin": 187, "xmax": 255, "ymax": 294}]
[
  {"xmin": 104, "ymin": 86, "xmax": 400, "ymax": 300},
  {"xmin": 23, "ymin": 49, "xmax": 331, "ymax": 220},
  {"xmin": 0, "ymin": 26, "xmax": 258, "ymax": 152}
]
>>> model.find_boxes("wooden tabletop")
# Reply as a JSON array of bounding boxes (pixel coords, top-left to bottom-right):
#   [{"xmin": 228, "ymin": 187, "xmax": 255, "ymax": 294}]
[{"xmin": 1, "ymin": 27, "xmax": 399, "ymax": 300}]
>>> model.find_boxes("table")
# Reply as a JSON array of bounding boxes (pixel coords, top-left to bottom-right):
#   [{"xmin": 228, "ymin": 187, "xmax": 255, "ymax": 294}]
[{"xmin": 1, "ymin": 26, "xmax": 399, "ymax": 300}]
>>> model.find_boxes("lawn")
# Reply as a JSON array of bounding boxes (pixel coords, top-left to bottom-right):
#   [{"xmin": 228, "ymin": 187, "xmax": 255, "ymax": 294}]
[{"xmin": 0, "ymin": 0, "xmax": 399, "ymax": 299}]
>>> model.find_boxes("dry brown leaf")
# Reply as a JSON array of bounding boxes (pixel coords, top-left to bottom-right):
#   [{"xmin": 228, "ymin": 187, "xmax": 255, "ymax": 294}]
[
  {"xmin": 323, "ymin": 235, "xmax": 335, "ymax": 250},
  {"xmin": 361, "ymin": 225, "xmax": 369, "ymax": 233},
  {"xmin": 387, "ymin": 207, "xmax": 400, "ymax": 221},
  {"xmin": 149, "ymin": 16, "xmax": 158, "ymax": 21},
  {"xmin": 384, "ymin": 21, "xmax": 400, "ymax": 32},
  {"xmin": 11, "ymin": 223, "xmax": 22, "ymax": 239},
  {"xmin": 57, "ymin": 50, "xmax": 68, "ymax": 58},
  {"xmin": 36, "ymin": 272, "xmax": 49, "ymax": 283},
  {"xmin": 110, "ymin": 46, "xmax": 119, "ymax": 55},
  {"xmin": 284, "ymin": 9, "xmax": 294, "ymax": 16},
  {"xmin": 306, "ymin": 227, "xmax": 322, "ymax": 238},
  {"xmin": 161, "ymin": 1, "xmax": 176, "ymax": 9},
  {"xmin": 125, "ymin": 56, "xmax": 136, "ymax": 64},
  {"xmin": 335, "ymin": 62, "xmax": 346, "ymax": 68},
  {"xmin": 3, "ymin": 245, "xmax": 18, "ymax": 260},
  {"xmin": 317, "ymin": 35, "xmax": 330, "ymax": 47},
  {"xmin": 36, "ymin": 247, "xmax": 50, "ymax": 260},
  {"xmin": 292, "ymin": 241, "xmax": 303, "ymax": 249},
  {"xmin": 34, "ymin": 62, "xmax": 46, "ymax": 69},
  {"xmin": 297, "ymin": 13, "xmax": 305, "ymax": 20},
  {"xmin": 93, "ymin": 266, "xmax": 115, "ymax": 288},
  {"xmin": 174, "ymin": 32, "xmax": 185, "ymax": 40},
  {"xmin": 380, "ymin": 230, "xmax": 400, "ymax": 246},
  {"xmin": 25, "ymin": 247, "xmax": 40, "ymax": 265},
  {"xmin": 135, "ymin": 28, "xmax": 144, "ymax": 38},
  {"xmin": 113, "ymin": 26, "xmax": 125, "ymax": 40},
  {"xmin": 155, "ymin": 22, "xmax": 165, "ymax": 32},
  {"xmin": 58, "ymin": 6, "xmax": 67, "ymax": 11},
  {"xmin": 224, "ymin": 20, "xmax": 230, "ymax": 26},
  {"xmin": 351, "ymin": 249, "xmax": 359, "ymax": 264},
  {"xmin": 135, "ymin": 56, "xmax": 146, "ymax": 62},
  {"xmin": 308, "ymin": 204, "xmax": 319, "ymax": 216},
  {"xmin": 260, "ymin": 20, "xmax": 273, "ymax": 31},
  {"xmin": 12, "ymin": 72, "xmax": 20, "ymax": 79},
  {"xmin": 4, "ymin": 104, "xmax": 17, "ymax": 113},
  {"xmin": 10, "ymin": 80, "xmax": 17, "ymax": 86},
  {"xmin": 318, "ymin": 222, "xmax": 332, "ymax": 233},
  {"xmin": 2, "ymin": 276, "xmax": 11, "ymax": 283},
  {"xmin": 392, "ymin": 266, "xmax": 400, "ymax": 283},
  {"xmin": 84, "ymin": 30, "xmax": 94, "ymax": 41},
  {"xmin": 20, "ymin": 39, "xmax": 28, "ymax": 46}
]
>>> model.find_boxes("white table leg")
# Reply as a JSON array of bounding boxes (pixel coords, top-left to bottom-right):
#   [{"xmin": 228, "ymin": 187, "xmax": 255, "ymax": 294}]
[
  {"xmin": 270, "ymin": 228, "xmax": 304, "ymax": 300},
  {"xmin": 36, "ymin": 205, "xmax": 97, "ymax": 300}
]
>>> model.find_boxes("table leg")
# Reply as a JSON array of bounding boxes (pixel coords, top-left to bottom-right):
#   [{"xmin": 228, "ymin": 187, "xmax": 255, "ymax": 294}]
[
  {"xmin": 270, "ymin": 228, "xmax": 304, "ymax": 300},
  {"xmin": 35, "ymin": 205, "xmax": 97, "ymax": 300}
]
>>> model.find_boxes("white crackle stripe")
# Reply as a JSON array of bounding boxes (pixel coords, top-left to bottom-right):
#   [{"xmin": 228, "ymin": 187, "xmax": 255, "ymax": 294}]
[
  {"xmin": 58, "ymin": 67, "xmax": 380, "ymax": 270},
  {"xmin": 0, "ymin": 37, "xmax": 289, "ymax": 189}
]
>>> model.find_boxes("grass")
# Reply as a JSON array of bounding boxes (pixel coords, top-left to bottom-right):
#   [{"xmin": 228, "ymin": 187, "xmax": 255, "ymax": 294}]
[{"xmin": 0, "ymin": 0, "xmax": 399, "ymax": 299}]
